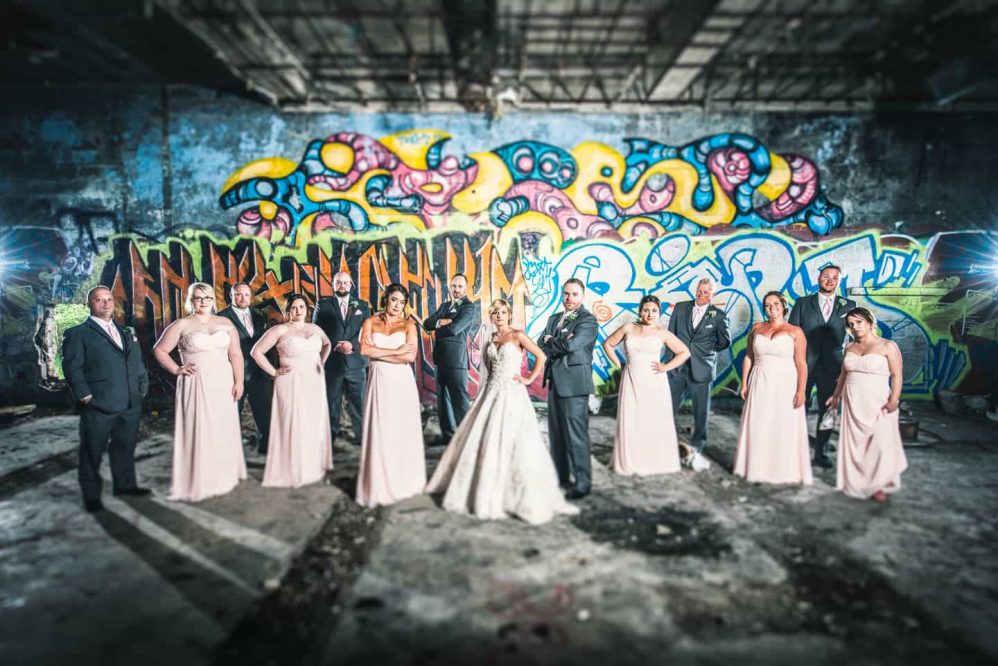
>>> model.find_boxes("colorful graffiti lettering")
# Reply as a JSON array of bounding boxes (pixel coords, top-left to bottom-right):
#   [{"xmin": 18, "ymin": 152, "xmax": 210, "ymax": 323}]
[
  {"xmin": 98, "ymin": 228, "xmax": 995, "ymax": 403},
  {"xmin": 219, "ymin": 130, "xmax": 845, "ymax": 247}
]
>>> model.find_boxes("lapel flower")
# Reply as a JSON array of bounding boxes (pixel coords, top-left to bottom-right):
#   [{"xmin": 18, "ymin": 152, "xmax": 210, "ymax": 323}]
[
  {"xmin": 564, "ymin": 309, "xmax": 580, "ymax": 324},
  {"xmin": 122, "ymin": 325, "xmax": 137, "ymax": 341},
  {"xmin": 836, "ymin": 297, "xmax": 847, "ymax": 309},
  {"xmin": 349, "ymin": 299, "xmax": 360, "ymax": 310},
  {"xmin": 705, "ymin": 309, "xmax": 716, "ymax": 319}
]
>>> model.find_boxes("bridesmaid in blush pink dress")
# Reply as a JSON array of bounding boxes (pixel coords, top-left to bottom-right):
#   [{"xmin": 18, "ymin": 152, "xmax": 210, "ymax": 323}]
[
  {"xmin": 153, "ymin": 282, "xmax": 247, "ymax": 502},
  {"xmin": 356, "ymin": 283, "xmax": 426, "ymax": 507},
  {"xmin": 602, "ymin": 295, "xmax": 691, "ymax": 475},
  {"xmin": 827, "ymin": 307, "xmax": 907, "ymax": 501},
  {"xmin": 251, "ymin": 294, "xmax": 334, "ymax": 488},
  {"xmin": 733, "ymin": 291, "xmax": 812, "ymax": 485}
]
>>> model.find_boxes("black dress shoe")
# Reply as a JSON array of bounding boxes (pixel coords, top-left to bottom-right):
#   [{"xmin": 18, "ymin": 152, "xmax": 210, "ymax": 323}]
[
  {"xmin": 812, "ymin": 456, "xmax": 833, "ymax": 469},
  {"xmin": 84, "ymin": 499, "xmax": 105, "ymax": 513},
  {"xmin": 564, "ymin": 488, "xmax": 590, "ymax": 500},
  {"xmin": 113, "ymin": 487, "xmax": 152, "ymax": 497}
]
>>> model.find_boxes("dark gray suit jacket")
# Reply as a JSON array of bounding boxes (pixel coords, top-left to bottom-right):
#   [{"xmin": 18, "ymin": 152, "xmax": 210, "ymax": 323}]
[
  {"xmin": 667, "ymin": 301, "xmax": 732, "ymax": 383},
  {"xmin": 313, "ymin": 297, "xmax": 370, "ymax": 375},
  {"xmin": 62, "ymin": 319, "xmax": 148, "ymax": 413},
  {"xmin": 539, "ymin": 307, "xmax": 598, "ymax": 397},
  {"xmin": 788, "ymin": 293, "xmax": 856, "ymax": 372},
  {"xmin": 218, "ymin": 306, "xmax": 271, "ymax": 383},
  {"xmin": 424, "ymin": 298, "xmax": 478, "ymax": 370}
]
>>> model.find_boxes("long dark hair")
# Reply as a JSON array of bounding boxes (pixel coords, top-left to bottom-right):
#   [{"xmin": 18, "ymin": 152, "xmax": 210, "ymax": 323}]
[
  {"xmin": 380, "ymin": 283, "xmax": 409, "ymax": 310},
  {"xmin": 284, "ymin": 293, "xmax": 310, "ymax": 319}
]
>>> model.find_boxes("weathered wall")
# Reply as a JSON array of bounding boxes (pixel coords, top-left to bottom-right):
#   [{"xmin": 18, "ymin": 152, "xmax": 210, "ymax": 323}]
[{"xmin": 1, "ymin": 85, "xmax": 995, "ymax": 403}]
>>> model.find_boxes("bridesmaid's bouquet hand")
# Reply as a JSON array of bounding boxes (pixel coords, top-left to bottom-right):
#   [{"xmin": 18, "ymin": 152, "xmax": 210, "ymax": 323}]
[
  {"xmin": 793, "ymin": 390, "xmax": 805, "ymax": 409},
  {"xmin": 882, "ymin": 397, "xmax": 900, "ymax": 414},
  {"xmin": 176, "ymin": 363, "xmax": 197, "ymax": 376},
  {"xmin": 232, "ymin": 383, "xmax": 244, "ymax": 401}
]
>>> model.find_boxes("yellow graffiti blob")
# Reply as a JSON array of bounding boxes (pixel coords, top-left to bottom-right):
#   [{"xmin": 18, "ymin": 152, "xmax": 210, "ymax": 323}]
[
  {"xmin": 452, "ymin": 151, "xmax": 514, "ymax": 213},
  {"xmin": 495, "ymin": 211, "xmax": 564, "ymax": 256},
  {"xmin": 758, "ymin": 153, "xmax": 791, "ymax": 201},
  {"xmin": 220, "ymin": 157, "xmax": 297, "ymax": 194},
  {"xmin": 319, "ymin": 142, "xmax": 355, "ymax": 174}
]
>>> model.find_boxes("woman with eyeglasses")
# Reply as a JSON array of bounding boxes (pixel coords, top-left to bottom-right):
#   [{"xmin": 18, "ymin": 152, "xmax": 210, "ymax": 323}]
[
  {"xmin": 251, "ymin": 293, "xmax": 334, "ymax": 488},
  {"xmin": 153, "ymin": 282, "xmax": 247, "ymax": 501}
]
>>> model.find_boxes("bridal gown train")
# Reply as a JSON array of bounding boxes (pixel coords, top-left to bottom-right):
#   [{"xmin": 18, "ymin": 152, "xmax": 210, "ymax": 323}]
[
  {"xmin": 426, "ymin": 341, "xmax": 579, "ymax": 525},
  {"xmin": 170, "ymin": 330, "xmax": 247, "ymax": 501}
]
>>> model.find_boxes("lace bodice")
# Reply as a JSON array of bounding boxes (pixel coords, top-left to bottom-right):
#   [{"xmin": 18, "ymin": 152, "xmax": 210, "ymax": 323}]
[
  {"xmin": 277, "ymin": 334, "xmax": 322, "ymax": 358},
  {"xmin": 484, "ymin": 342, "xmax": 523, "ymax": 391},
  {"xmin": 178, "ymin": 329, "xmax": 230, "ymax": 353},
  {"xmin": 843, "ymin": 351, "xmax": 890, "ymax": 376}
]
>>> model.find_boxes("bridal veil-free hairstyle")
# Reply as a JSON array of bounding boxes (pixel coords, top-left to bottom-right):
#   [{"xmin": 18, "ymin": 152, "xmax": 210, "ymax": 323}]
[
  {"xmin": 380, "ymin": 282, "xmax": 409, "ymax": 309},
  {"xmin": 846, "ymin": 306, "xmax": 879, "ymax": 336},
  {"xmin": 185, "ymin": 282, "xmax": 216, "ymax": 315},
  {"xmin": 762, "ymin": 290, "xmax": 789, "ymax": 318}
]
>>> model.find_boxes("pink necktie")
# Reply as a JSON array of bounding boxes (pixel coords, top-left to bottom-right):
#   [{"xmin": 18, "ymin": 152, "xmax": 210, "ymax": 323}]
[
  {"xmin": 692, "ymin": 307, "xmax": 704, "ymax": 329},
  {"xmin": 242, "ymin": 311, "xmax": 253, "ymax": 335},
  {"xmin": 106, "ymin": 322, "xmax": 122, "ymax": 349},
  {"xmin": 340, "ymin": 300, "xmax": 348, "ymax": 319},
  {"xmin": 822, "ymin": 298, "xmax": 832, "ymax": 321}
]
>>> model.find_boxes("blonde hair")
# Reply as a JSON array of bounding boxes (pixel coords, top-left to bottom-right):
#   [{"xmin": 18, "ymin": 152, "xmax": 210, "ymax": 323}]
[
  {"xmin": 489, "ymin": 298, "xmax": 511, "ymax": 315},
  {"xmin": 185, "ymin": 282, "xmax": 216, "ymax": 315}
]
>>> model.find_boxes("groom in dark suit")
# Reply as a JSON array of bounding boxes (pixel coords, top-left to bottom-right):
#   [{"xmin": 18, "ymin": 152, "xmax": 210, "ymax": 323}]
[
  {"xmin": 540, "ymin": 278, "xmax": 598, "ymax": 500},
  {"xmin": 667, "ymin": 277, "xmax": 732, "ymax": 460},
  {"xmin": 314, "ymin": 271, "xmax": 370, "ymax": 448},
  {"xmin": 62, "ymin": 285, "xmax": 149, "ymax": 512},
  {"xmin": 218, "ymin": 281, "xmax": 272, "ymax": 453},
  {"xmin": 424, "ymin": 273, "xmax": 478, "ymax": 447},
  {"xmin": 789, "ymin": 264, "xmax": 856, "ymax": 468}
]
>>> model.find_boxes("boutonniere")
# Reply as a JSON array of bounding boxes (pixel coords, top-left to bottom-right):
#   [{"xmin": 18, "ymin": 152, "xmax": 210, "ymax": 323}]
[
  {"xmin": 836, "ymin": 297, "xmax": 847, "ymax": 309},
  {"xmin": 564, "ymin": 310, "xmax": 580, "ymax": 324},
  {"xmin": 122, "ymin": 325, "xmax": 138, "ymax": 341},
  {"xmin": 349, "ymin": 299, "xmax": 360, "ymax": 310},
  {"xmin": 705, "ymin": 309, "xmax": 717, "ymax": 319}
]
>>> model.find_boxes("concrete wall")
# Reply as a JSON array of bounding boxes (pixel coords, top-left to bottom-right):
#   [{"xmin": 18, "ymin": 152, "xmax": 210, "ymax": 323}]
[{"xmin": 1, "ymin": 85, "xmax": 995, "ymax": 403}]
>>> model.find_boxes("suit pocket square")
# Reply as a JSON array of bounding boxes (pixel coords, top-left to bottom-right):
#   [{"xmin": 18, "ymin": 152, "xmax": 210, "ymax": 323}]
[{"xmin": 705, "ymin": 325, "xmax": 713, "ymax": 329}]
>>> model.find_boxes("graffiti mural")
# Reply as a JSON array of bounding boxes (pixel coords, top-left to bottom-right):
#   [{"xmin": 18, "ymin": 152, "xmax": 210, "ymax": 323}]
[
  {"xmin": 219, "ymin": 129, "xmax": 845, "ymax": 247},
  {"xmin": 96, "ymin": 226, "xmax": 997, "ymax": 404}
]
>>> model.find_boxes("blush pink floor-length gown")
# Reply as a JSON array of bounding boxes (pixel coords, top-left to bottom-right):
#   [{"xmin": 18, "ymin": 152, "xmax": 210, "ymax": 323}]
[
  {"xmin": 836, "ymin": 352, "xmax": 908, "ymax": 498},
  {"xmin": 611, "ymin": 334, "xmax": 681, "ymax": 475},
  {"xmin": 733, "ymin": 334, "xmax": 813, "ymax": 485},
  {"xmin": 169, "ymin": 330, "xmax": 247, "ymax": 501},
  {"xmin": 262, "ymin": 335, "xmax": 333, "ymax": 488},
  {"xmin": 356, "ymin": 331, "xmax": 426, "ymax": 506}
]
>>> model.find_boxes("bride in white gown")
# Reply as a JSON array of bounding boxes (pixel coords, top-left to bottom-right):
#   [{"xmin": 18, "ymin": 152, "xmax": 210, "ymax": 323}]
[{"xmin": 426, "ymin": 299, "xmax": 579, "ymax": 525}]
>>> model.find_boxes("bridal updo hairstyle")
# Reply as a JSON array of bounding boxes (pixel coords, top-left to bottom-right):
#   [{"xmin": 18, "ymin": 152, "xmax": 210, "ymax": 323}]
[
  {"xmin": 284, "ymin": 293, "xmax": 309, "ymax": 319},
  {"xmin": 845, "ymin": 306, "xmax": 879, "ymax": 336},
  {"xmin": 380, "ymin": 283, "xmax": 409, "ymax": 310}
]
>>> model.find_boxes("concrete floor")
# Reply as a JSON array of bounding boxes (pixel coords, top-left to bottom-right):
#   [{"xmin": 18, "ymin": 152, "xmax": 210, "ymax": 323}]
[{"xmin": 0, "ymin": 400, "xmax": 995, "ymax": 665}]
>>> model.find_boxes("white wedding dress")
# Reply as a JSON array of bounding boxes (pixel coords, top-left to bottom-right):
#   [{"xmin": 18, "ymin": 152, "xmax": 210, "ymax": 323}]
[{"xmin": 426, "ymin": 341, "xmax": 580, "ymax": 524}]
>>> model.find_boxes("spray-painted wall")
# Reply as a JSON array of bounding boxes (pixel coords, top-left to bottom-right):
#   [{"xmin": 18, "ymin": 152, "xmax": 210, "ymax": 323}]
[{"xmin": 1, "ymin": 85, "xmax": 995, "ymax": 403}]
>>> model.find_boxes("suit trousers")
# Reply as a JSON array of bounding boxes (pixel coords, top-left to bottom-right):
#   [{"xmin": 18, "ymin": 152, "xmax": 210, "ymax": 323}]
[
  {"xmin": 669, "ymin": 365, "xmax": 712, "ymax": 452},
  {"xmin": 241, "ymin": 374, "xmax": 273, "ymax": 453},
  {"xmin": 436, "ymin": 367, "xmax": 470, "ymax": 442},
  {"xmin": 326, "ymin": 368, "xmax": 366, "ymax": 446},
  {"xmin": 806, "ymin": 362, "xmax": 838, "ymax": 455},
  {"xmin": 547, "ymin": 385, "xmax": 591, "ymax": 493},
  {"xmin": 78, "ymin": 404, "xmax": 142, "ymax": 502}
]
